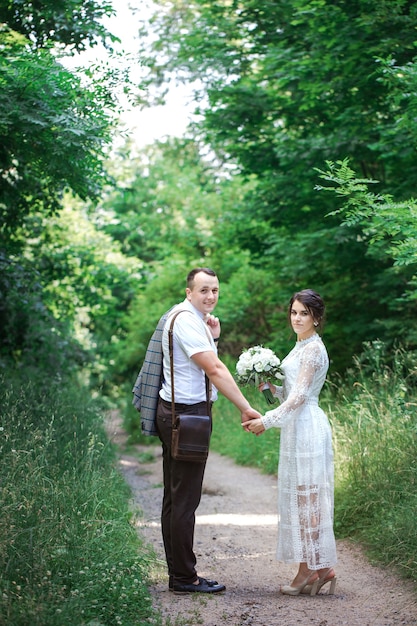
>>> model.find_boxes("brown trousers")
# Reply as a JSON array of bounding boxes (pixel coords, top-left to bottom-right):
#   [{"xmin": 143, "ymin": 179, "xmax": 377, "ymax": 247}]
[{"xmin": 156, "ymin": 398, "xmax": 212, "ymax": 586}]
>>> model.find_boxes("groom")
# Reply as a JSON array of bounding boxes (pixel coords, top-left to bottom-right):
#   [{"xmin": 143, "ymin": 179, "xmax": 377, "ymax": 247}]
[{"xmin": 155, "ymin": 267, "xmax": 261, "ymax": 594}]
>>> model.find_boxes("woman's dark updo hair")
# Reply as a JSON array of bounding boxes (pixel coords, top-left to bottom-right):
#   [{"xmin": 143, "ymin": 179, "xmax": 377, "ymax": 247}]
[{"xmin": 287, "ymin": 289, "xmax": 326, "ymax": 330}]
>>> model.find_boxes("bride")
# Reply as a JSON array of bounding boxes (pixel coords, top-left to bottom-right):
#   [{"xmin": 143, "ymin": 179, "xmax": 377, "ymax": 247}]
[{"xmin": 246, "ymin": 289, "xmax": 337, "ymax": 596}]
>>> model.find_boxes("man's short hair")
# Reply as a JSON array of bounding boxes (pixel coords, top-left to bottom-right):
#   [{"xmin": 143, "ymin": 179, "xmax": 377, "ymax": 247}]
[{"xmin": 186, "ymin": 268, "xmax": 217, "ymax": 289}]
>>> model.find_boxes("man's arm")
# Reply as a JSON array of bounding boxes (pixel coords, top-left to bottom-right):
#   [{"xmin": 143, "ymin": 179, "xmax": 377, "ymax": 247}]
[{"xmin": 191, "ymin": 351, "xmax": 261, "ymax": 423}]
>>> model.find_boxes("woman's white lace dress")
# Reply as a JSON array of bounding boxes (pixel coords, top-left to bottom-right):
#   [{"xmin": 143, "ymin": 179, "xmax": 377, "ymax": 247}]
[{"xmin": 262, "ymin": 334, "xmax": 337, "ymax": 570}]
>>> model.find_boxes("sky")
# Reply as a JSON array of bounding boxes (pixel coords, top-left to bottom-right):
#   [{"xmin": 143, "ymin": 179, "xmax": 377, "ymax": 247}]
[
  {"xmin": 66, "ymin": 0, "xmax": 196, "ymax": 148},
  {"xmin": 110, "ymin": 0, "xmax": 196, "ymax": 147}
]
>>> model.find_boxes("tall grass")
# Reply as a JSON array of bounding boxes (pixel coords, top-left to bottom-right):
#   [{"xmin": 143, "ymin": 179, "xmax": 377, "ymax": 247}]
[
  {"xmin": 324, "ymin": 342, "xmax": 417, "ymax": 580},
  {"xmin": 0, "ymin": 371, "xmax": 160, "ymax": 626}
]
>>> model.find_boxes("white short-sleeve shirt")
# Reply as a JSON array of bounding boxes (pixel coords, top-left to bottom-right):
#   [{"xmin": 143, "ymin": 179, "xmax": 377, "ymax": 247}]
[{"xmin": 159, "ymin": 299, "xmax": 218, "ymax": 404}]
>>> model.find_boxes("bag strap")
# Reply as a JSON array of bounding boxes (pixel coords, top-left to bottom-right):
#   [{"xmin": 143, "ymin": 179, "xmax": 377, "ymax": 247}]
[{"xmin": 168, "ymin": 310, "xmax": 211, "ymax": 427}]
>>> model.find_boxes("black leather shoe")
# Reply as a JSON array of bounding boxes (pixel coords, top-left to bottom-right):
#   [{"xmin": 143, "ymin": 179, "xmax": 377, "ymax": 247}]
[
  {"xmin": 173, "ymin": 577, "xmax": 226, "ymax": 595},
  {"xmin": 169, "ymin": 577, "xmax": 219, "ymax": 592}
]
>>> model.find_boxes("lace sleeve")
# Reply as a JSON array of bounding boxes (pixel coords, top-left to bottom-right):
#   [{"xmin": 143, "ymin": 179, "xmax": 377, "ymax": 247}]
[{"xmin": 261, "ymin": 342, "xmax": 326, "ymax": 430}]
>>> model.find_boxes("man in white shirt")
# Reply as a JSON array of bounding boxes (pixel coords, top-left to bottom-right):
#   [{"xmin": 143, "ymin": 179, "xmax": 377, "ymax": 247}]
[{"xmin": 156, "ymin": 267, "xmax": 261, "ymax": 594}]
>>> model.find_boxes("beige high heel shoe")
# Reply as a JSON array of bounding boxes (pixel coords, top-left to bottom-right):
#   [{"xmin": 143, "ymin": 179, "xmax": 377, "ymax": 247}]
[
  {"xmin": 310, "ymin": 568, "xmax": 337, "ymax": 596},
  {"xmin": 281, "ymin": 572, "xmax": 317, "ymax": 596}
]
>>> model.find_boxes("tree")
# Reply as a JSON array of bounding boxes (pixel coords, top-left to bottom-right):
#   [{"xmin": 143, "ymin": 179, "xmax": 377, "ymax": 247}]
[
  {"xmin": 99, "ymin": 137, "xmax": 256, "ymax": 265},
  {"xmin": 315, "ymin": 159, "xmax": 417, "ymax": 346},
  {"xmin": 0, "ymin": 0, "xmax": 116, "ymax": 51},
  {"xmin": 14, "ymin": 198, "xmax": 144, "ymax": 386},
  {"xmin": 140, "ymin": 0, "xmax": 417, "ymax": 220},
  {"xmin": 134, "ymin": 0, "xmax": 417, "ymax": 369},
  {"xmin": 0, "ymin": 26, "xmax": 120, "ymax": 241},
  {"xmin": 0, "ymin": 2, "xmax": 129, "ymax": 375}
]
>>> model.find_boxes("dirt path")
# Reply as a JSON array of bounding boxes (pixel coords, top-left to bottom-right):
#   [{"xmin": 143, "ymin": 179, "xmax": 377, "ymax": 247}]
[{"xmin": 106, "ymin": 413, "xmax": 417, "ymax": 626}]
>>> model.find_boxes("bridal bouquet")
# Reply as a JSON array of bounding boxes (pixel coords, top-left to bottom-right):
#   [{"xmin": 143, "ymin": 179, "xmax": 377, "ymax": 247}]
[{"xmin": 235, "ymin": 345, "xmax": 283, "ymax": 405}]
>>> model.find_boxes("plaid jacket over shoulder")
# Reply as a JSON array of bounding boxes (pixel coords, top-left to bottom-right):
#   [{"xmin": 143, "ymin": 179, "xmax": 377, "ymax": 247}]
[{"xmin": 132, "ymin": 308, "xmax": 174, "ymax": 436}]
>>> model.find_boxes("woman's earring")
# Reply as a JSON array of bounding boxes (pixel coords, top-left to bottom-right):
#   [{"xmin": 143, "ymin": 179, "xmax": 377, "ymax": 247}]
[{"xmin": 314, "ymin": 322, "xmax": 318, "ymax": 327}]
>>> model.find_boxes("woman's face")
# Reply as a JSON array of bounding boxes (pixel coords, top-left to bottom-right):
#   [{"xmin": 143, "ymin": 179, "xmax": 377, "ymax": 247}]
[{"xmin": 290, "ymin": 299, "xmax": 316, "ymax": 341}]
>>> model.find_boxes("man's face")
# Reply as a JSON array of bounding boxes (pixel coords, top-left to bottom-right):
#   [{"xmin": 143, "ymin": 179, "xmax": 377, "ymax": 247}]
[{"xmin": 186, "ymin": 272, "xmax": 219, "ymax": 316}]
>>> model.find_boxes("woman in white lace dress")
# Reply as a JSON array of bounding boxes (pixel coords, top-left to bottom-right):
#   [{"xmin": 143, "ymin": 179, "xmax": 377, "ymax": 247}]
[{"xmin": 247, "ymin": 289, "xmax": 337, "ymax": 596}]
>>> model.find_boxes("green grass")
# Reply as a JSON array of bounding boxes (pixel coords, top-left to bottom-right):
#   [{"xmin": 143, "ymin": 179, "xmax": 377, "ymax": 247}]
[
  {"xmin": 210, "ymin": 385, "xmax": 281, "ymax": 475},
  {"xmin": 0, "ymin": 372, "xmax": 162, "ymax": 626}
]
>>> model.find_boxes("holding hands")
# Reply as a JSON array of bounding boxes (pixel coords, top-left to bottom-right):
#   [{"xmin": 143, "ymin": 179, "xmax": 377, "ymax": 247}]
[{"xmin": 246, "ymin": 418, "xmax": 265, "ymax": 436}]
